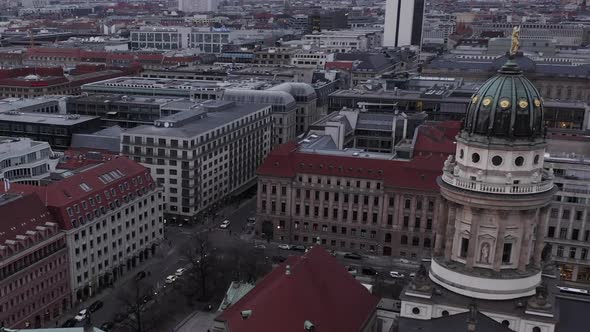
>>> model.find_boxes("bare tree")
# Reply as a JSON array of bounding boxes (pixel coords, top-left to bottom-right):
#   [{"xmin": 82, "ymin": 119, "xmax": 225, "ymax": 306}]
[
  {"xmin": 116, "ymin": 276, "xmax": 161, "ymax": 332},
  {"xmin": 181, "ymin": 232, "xmax": 217, "ymax": 301}
]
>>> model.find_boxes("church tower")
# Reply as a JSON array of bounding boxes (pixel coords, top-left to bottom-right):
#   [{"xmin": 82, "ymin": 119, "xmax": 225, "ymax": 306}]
[
  {"xmin": 398, "ymin": 48, "xmax": 559, "ymax": 332},
  {"xmin": 431, "ymin": 57, "xmax": 555, "ymax": 300}
]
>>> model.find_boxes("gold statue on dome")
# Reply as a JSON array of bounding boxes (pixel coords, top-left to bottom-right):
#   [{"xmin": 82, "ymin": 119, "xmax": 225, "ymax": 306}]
[{"xmin": 510, "ymin": 26, "xmax": 521, "ymax": 56}]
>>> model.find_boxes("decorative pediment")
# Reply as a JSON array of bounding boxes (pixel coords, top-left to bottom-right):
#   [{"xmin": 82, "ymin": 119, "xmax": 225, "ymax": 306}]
[{"xmin": 478, "ymin": 234, "xmax": 496, "ymax": 241}]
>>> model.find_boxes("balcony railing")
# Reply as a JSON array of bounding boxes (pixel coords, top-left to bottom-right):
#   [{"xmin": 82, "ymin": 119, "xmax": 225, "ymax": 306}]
[{"xmin": 442, "ymin": 171, "xmax": 554, "ymax": 195}]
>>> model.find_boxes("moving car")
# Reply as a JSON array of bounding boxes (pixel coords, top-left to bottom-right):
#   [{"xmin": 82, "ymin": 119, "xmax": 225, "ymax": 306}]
[
  {"xmin": 343, "ymin": 252, "xmax": 362, "ymax": 260},
  {"xmin": 74, "ymin": 309, "xmax": 88, "ymax": 321},
  {"xmin": 219, "ymin": 220, "xmax": 231, "ymax": 229},
  {"xmin": 389, "ymin": 271, "xmax": 405, "ymax": 279},
  {"xmin": 409, "ymin": 272, "xmax": 416, "ymax": 278},
  {"xmin": 278, "ymin": 244, "xmax": 292, "ymax": 250},
  {"xmin": 89, "ymin": 300, "xmax": 103, "ymax": 313},
  {"xmin": 165, "ymin": 275, "xmax": 177, "ymax": 284},
  {"xmin": 361, "ymin": 267, "xmax": 378, "ymax": 276},
  {"xmin": 175, "ymin": 268, "xmax": 186, "ymax": 276}
]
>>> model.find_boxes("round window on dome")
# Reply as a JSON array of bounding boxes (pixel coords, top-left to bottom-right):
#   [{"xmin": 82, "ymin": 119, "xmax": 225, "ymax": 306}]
[
  {"xmin": 412, "ymin": 307, "xmax": 420, "ymax": 315},
  {"xmin": 492, "ymin": 156, "xmax": 503, "ymax": 166},
  {"xmin": 502, "ymin": 320, "xmax": 510, "ymax": 327},
  {"xmin": 472, "ymin": 153, "xmax": 480, "ymax": 163},
  {"xmin": 441, "ymin": 310, "xmax": 449, "ymax": 317},
  {"xmin": 534, "ymin": 155, "xmax": 540, "ymax": 165},
  {"xmin": 515, "ymin": 156, "xmax": 525, "ymax": 167},
  {"xmin": 499, "ymin": 99, "xmax": 511, "ymax": 109}
]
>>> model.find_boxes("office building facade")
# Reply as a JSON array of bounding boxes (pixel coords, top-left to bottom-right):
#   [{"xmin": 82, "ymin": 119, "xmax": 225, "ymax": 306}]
[
  {"xmin": 0, "ymin": 137, "xmax": 57, "ymax": 185},
  {"xmin": 383, "ymin": 0, "xmax": 425, "ymax": 47}
]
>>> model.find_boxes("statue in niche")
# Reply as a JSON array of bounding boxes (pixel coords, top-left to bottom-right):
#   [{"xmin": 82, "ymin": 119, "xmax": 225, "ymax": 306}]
[
  {"xmin": 479, "ymin": 242, "xmax": 490, "ymax": 264},
  {"xmin": 453, "ymin": 165, "xmax": 460, "ymax": 176},
  {"xmin": 505, "ymin": 172, "xmax": 513, "ymax": 184}
]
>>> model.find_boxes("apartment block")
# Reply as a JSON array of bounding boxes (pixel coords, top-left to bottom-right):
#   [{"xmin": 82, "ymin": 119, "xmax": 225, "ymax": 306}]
[
  {"xmin": 122, "ymin": 100, "xmax": 272, "ymax": 223},
  {"xmin": 7, "ymin": 155, "xmax": 165, "ymax": 301}
]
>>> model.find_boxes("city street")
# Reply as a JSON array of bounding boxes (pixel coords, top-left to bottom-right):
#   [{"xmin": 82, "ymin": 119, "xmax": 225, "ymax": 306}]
[{"xmin": 61, "ymin": 194, "xmax": 420, "ymax": 331}]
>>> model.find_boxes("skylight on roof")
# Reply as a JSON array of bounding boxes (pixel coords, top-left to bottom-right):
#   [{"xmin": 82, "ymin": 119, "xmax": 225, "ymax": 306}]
[{"xmin": 79, "ymin": 183, "xmax": 92, "ymax": 192}]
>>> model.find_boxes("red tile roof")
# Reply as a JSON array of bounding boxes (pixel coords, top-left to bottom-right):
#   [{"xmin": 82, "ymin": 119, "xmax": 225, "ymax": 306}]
[
  {"xmin": 216, "ymin": 246, "xmax": 379, "ymax": 332},
  {"xmin": 257, "ymin": 122, "xmax": 460, "ymax": 192},
  {"xmin": 0, "ymin": 193, "xmax": 56, "ymax": 244},
  {"xmin": 1, "ymin": 157, "xmax": 156, "ymax": 230}
]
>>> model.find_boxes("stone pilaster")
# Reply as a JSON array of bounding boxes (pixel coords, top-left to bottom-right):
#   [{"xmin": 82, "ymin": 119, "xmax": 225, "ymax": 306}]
[
  {"xmin": 466, "ymin": 207, "xmax": 482, "ymax": 270},
  {"xmin": 444, "ymin": 203, "xmax": 457, "ymax": 261},
  {"xmin": 493, "ymin": 210, "xmax": 508, "ymax": 272},
  {"xmin": 434, "ymin": 199, "xmax": 448, "ymax": 256},
  {"xmin": 518, "ymin": 210, "xmax": 532, "ymax": 272},
  {"xmin": 533, "ymin": 207, "xmax": 550, "ymax": 268}
]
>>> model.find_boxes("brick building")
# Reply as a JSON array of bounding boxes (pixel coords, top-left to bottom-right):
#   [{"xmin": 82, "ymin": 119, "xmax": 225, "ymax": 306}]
[
  {"xmin": 0, "ymin": 193, "xmax": 70, "ymax": 328},
  {"xmin": 255, "ymin": 121, "xmax": 460, "ymax": 259}
]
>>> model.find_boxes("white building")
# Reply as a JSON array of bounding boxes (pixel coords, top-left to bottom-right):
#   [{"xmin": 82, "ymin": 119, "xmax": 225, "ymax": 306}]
[
  {"xmin": 383, "ymin": 0, "xmax": 425, "ymax": 47},
  {"xmin": 399, "ymin": 58, "xmax": 558, "ymax": 332},
  {"xmin": 302, "ymin": 29, "xmax": 383, "ymax": 53},
  {"xmin": 178, "ymin": 0, "xmax": 221, "ymax": 13},
  {"xmin": 0, "ymin": 137, "xmax": 58, "ymax": 185}
]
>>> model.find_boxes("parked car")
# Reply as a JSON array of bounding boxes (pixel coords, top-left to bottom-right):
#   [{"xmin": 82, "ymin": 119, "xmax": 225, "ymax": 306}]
[
  {"xmin": 278, "ymin": 244, "xmax": 292, "ymax": 250},
  {"xmin": 343, "ymin": 252, "xmax": 362, "ymax": 260},
  {"xmin": 175, "ymin": 268, "xmax": 186, "ymax": 276},
  {"xmin": 291, "ymin": 245, "xmax": 306, "ymax": 252},
  {"xmin": 400, "ymin": 258, "xmax": 410, "ymax": 264},
  {"xmin": 219, "ymin": 220, "xmax": 231, "ymax": 229},
  {"xmin": 100, "ymin": 322, "xmax": 114, "ymax": 331},
  {"xmin": 74, "ymin": 309, "xmax": 88, "ymax": 321},
  {"xmin": 389, "ymin": 271, "xmax": 405, "ymax": 279},
  {"xmin": 347, "ymin": 266, "xmax": 358, "ymax": 275},
  {"xmin": 409, "ymin": 272, "xmax": 416, "ymax": 278},
  {"xmin": 89, "ymin": 300, "xmax": 103, "ymax": 313},
  {"xmin": 254, "ymin": 244, "xmax": 266, "ymax": 249},
  {"xmin": 247, "ymin": 217, "xmax": 256, "ymax": 224},
  {"xmin": 361, "ymin": 267, "xmax": 378, "ymax": 276},
  {"xmin": 165, "ymin": 275, "xmax": 177, "ymax": 284},
  {"xmin": 61, "ymin": 319, "xmax": 77, "ymax": 327}
]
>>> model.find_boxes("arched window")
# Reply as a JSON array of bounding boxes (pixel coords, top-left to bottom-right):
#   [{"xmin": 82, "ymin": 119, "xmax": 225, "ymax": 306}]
[
  {"xmin": 412, "ymin": 236, "xmax": 420, "ymax": 246},
  {"xmin": 385, "ymin": 233, "xmax": 392, "ymax": 243},
  {"xmin": 401, "ymin": 235, "xmax": 408, "ymax": 245},
  {"xmin": 424, "ymin": 238, "xmax": 431, "ymax": 248}
]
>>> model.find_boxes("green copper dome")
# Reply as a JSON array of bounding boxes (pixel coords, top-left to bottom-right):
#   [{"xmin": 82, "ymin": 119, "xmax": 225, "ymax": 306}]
[{"xmin": 464, "ymin": 58, "xmax": 544, "ymax": 138}]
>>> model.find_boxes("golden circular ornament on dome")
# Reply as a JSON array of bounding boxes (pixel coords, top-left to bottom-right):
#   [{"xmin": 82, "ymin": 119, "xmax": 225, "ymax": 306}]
[
  {"xmin": 499, "ymin": 99, "xmax": 511, "ymax": 109},
  {"xmin": 519, "ymin": 100, "xmax": 528, "ymax": 108},
  {"xmin": 472, "ymin": 95, "xmax": 479, "ymax": 103},
  {"xmin": 534, "ymin": 99, "xmax": 541, "ymax": 107},
  {"xmin": 482, "ymin": 97, "xmax": 492, "ymax": 106}
]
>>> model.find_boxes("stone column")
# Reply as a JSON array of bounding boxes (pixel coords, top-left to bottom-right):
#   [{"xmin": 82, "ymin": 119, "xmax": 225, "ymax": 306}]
[
  {"xmin": 444, "ymin": 203, "xmax": 457, "ymax": 261},
  {"xmin": 517, "ymin": 210, "xmax": 532, "ymax": 272},
  {"xmin": 434, "ymin": 199, "xmax": 448, "ymax": 256},
  {"xmin": 466, "ymin": 207, "xmax": 482, "ymax": 270},
  {"xmin": 493, "ymin": 211, "xmax": 507, "ymax": 272},
  {"xmin": 533, "ymin": 207, "xmax": 550, "ymax": 268}
]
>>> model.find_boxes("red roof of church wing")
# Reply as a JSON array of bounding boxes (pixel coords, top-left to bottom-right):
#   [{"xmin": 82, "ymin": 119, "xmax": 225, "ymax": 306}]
[
  {"xmin": 2, "ymin": 157, "xmax": 155, "ymax": 230},
  {"xmin": 216, "ymin": 246, "xmax": 379, "ymax": 332},
  {"xmin": 0, "ymin": 193, "xmax": 56, "ymax": 244},
  {"xmin": 257, "ymin": 122, "xmax": 459, "ymax": 191}
]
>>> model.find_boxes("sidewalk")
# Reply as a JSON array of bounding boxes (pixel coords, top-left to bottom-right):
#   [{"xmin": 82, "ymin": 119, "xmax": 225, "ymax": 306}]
[{"xmin": 58, "ymin": 241, "xmax": 174, "ymax": 325}]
